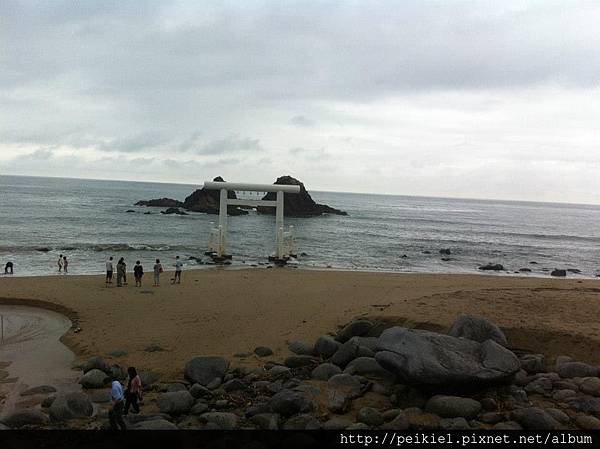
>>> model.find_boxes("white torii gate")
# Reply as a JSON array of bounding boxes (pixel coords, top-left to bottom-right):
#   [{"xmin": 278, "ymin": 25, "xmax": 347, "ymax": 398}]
[{"xmin": 203, "ymin": 181, "xmax": 301, "ymax": 263}]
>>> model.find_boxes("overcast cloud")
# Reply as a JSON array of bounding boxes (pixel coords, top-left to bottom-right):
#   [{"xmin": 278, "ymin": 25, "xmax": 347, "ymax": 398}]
[{"xmin": 1, "ymin": 0, "xmax": 600, "ymax": 203}]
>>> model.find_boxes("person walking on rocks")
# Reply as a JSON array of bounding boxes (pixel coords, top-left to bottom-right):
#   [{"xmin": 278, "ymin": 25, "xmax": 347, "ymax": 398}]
[
  {"xmin": 133, "ymin": 261, "xmax": 144, "ymax": 287},
  {"xmin": 106, "ymin": 256, "xmax": 114, "ymax": 286},
  {"xmin": 116, "ymin": 257, "xmax": 126, "ymax": 287},
  {"xmin": 171, "ymin": 255, "xmax": 182, "ymax": 284},
  {"xmin": 124, "ymin": 366, "xmax": 142, "ymax": 415},
  {"xmin": 153, "ymin": 258, "xmax": 162, "ymax": 286},
  {"xmin": 57, "ymin": 254, "xmax": 63, "ymax": 273},
  {"xmin": 109, "ymin": 378, "xmax": 127, "ymax": 430}
]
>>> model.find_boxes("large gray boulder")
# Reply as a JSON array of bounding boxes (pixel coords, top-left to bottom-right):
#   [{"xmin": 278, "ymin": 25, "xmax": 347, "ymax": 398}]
[
  {"xmin": 327, "ymin": 374, "xmax": 362, "ymax": 414},
  {"xmin": 311, "ymin": 363, "xmax": 342, "ymax": 381},
  {"xmin": 199, "ymin": 412, "xmax": 239, "ymax": 430},
  {"xmin": 556, "ymin": 362, "xmax": 599, "ymax": 378},
  {"xmin": 375, "ymin": 327, "xmax": 520, "ymax": 386},
  {"xmin": 1, "ymin": 410, "xmax": 49, "ymax": 428},
  {"xmin": 157, "ymin": 390, "xmax": 194, "ymax": 415},
  {"xmin": 448, "ymin": 314, "xmax": 508, "ymax": 347},
  {"xmin": 331, "ymin": 340, "xmax": 360, "ymax": 367},
  {"xmin": 511, "ymin": 407, "xmax": 562, "ymax": 430},
  {"xmin": 79, "ymin": 369, "xmax": 110, "ymax": 389},
  {"xmin": 49, "ymin": 392, "xmax": 94, "ymax": 421},
  {"xmin": 184, "ymin": 356, "xmax": 229, "ymax": 386},
  {"xmin": 344, "ymin": 357, "xmax": 396, "ymax": 381}
]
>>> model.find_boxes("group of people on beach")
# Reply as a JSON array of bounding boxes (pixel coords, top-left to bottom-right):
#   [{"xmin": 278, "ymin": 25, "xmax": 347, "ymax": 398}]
[
  {"xmin": 57, "ymin": 254, "xmax": 69, "ymax": 273},
  {"xmin": 109, "ymin": 366, "xmax": 143, "ymax": 430},
  {"xmin": 105, "ymin": 256, "xmax": 183, "ymax": 287}
]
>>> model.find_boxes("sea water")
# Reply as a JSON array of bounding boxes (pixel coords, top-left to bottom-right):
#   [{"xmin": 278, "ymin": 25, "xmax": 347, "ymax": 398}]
[{"xmin": 1, "ymin": 175, "xmax": 599, "ymax": 277}]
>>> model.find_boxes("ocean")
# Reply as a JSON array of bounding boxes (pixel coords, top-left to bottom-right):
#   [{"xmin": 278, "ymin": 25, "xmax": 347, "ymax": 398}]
[{"xmin": 1, "ymin": 175, "xmax": 599, "ymax": 278}]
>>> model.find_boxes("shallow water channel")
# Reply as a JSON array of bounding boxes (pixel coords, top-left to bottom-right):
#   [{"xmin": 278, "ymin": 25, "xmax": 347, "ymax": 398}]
[{"xmin": 0, "ymin": 305, "xmax": 80, "ymax": 417}]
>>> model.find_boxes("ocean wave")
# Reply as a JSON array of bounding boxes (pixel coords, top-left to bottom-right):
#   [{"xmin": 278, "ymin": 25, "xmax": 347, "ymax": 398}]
[{"xmin": 0, "ymin": 243, "xmax": 179, "ymax": 253}]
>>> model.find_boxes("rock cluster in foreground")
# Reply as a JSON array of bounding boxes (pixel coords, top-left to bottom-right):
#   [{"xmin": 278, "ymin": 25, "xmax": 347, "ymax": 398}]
[{"xmin": 2, "ymin": 314, "xmax": 600, "ymax": 430}]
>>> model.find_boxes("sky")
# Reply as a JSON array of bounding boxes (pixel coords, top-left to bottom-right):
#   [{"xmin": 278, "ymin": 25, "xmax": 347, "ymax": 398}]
[{"xmin": 1, "ymin": 0, "xmax": 600, "ymax": 203}]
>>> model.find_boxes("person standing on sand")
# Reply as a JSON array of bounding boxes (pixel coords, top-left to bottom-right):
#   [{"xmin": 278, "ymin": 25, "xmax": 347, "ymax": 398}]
[
  {"xmin": 116, "ymin": 257, "xmax": 125, "ymax": 287},
  {"xmin": 4, "ymin": 261, "xmax": 13, "ymax": 275},
  {"xmin": 106, "ymin": 256, "xmax": 114, "ymax": 285},
  {"xmin": 122, "ymin": 259, "xmax": 128, "ymax": 285},
  {"xmin": 172, "ymin": 255, "xmax": 182, "ymax": 284},
  {"xmin": 153, "ymin": 258, "xmax": 162, "ymax": 286},
  {"xmin": 124, "ymin": 367, "xmax": 142, "ymax": 415},
  {"xmin": 133, "ymin": 261, "xmax": 143, "ymax": 287},
  {"xmin": 109, "ymin": 378, "xmax": 127, "ymax": 430},
  {"xmin": 58, "ymin": 254, "xmax": 63, "ymax": 273},
  {"xmin": 63, "ymin": 256, "xmax": 68, "ymax": 274}
]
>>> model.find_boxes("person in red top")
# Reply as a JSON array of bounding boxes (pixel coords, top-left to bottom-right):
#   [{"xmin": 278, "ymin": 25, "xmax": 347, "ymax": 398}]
[{"xmin": 124, "ymin": 366, "xmax": 143, "ymax": 415}]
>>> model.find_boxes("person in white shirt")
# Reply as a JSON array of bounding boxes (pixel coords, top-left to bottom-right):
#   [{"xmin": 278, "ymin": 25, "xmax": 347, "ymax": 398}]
[
  {"xmin": 172, "ymin": 256, "xmax": 183, "ymax": 284},
  {"xmin": 109, "ymin": 379, "xmax": 126, "ymax": 430},
  {"xmin": 106, "ymin": 257, "xmax": 114, "ymax": 286}
]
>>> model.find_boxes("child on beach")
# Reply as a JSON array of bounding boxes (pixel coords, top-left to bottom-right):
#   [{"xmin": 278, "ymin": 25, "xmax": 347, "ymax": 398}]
[
  {"xmin": 172, "ymin": 256, "xmax": 183, "ymax": 284},
  {"xmin": 124, "ymin": 366, "xmax": 143, "ymax": 415},
  {"xmin": 58, "ymin": 254, "xmax": 63, "ymax": 272},
  {"xmin": 63, "ymin": 256, "xmax": 68, "ymax": 274},
  {"xmin": 153, "ymin": 258, "xmax": 162, "ymax": 286},
  {"xmin": 106, "ymin": 257, "xmax": 114, "ymax": 285},
  {"xmin": 4, "ymin": 261, "xmax": 13, "ymax": 275},
  {"xmin": 133, "ymin": 261, "xmax": 144, "ymax": 287}
]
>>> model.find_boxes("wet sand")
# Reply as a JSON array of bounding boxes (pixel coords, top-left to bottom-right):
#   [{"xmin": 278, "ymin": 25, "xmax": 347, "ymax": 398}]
[
  {"xmin": 0, "ymin": 305, "xmax": 80, "ymax": 416},
  {"xmin": 1, "ymin": 269, "xmax": 599, "ymax": 381}
]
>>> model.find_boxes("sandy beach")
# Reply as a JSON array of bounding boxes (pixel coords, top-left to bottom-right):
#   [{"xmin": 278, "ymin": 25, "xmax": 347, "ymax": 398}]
[{"xmin": 1, "ymin": 269, "xmax": 599, "ymax": 379}]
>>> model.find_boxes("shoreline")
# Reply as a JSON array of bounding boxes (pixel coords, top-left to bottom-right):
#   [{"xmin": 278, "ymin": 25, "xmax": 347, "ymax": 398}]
[{"xmin": 2, "ymin": 269, "xmax": 600, "ymax": 380}]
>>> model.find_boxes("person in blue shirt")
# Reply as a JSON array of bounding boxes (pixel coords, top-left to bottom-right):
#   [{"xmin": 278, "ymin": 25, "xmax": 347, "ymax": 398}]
[{"xmin": 109, "ymin": 379, "xmax": 127, "ymax": 430}]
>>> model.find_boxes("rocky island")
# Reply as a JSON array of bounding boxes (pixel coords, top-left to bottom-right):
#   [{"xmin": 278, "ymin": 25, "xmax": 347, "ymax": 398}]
[{"xmin": 134, "ymin": 175, "xmax": 347, "ymax": 217}]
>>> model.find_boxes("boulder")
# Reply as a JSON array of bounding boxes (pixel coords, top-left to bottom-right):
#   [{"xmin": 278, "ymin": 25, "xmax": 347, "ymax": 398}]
[
  {"xmin": 81, "ymin": 356, "xmax": 110, "ymax": 374},
  {"xmin": 79, "ymin": 369, "xmax": 110, "ymax": 389},
  {"xmin": 1, "ymin": 410, "xmax": 49, "ymax": 428},
  {"xmin": 166, "ymin": 383, "xmax": 187, "ymax": 392},
  {"xmin": 343, "ymin": 357, "xmax": 395, "ymax": 381},
  {"xmin": 520, "ymin": 354, "xmax": 546, "ymax": 374},
  {"xmin": 425, "ymin": 395, "xmax": 482, "ymax": 420},
  {"xmin": 139, "ymin": 371, "xmax": 160, "ymax": 386},
  {"xmin": 576, "ymin": 415, "xmax": 600, "ymax": 430},
  {"xmin": 336, "ymin": 320, "xmax": 374, "ymax": 343},
  {"xmin": 269, "ymin": 365, "xmax": 292, "ymax": 379},
  {"xmin": 183, "ymin": 177, "xmax": 247, "ymax": 216},
  {"xmin": 567, "ymin": 397, "xmax": 600, "ymax": 413},
  {"xmin": 375, "ymin": 327, "xmax": 520, "ymax": 386},
  {"xmin": 254, "ymin": 346, "xmax": 274, "ymax": 357},
  {"xmin": 157, "ymin": 391, "xmax": 194, "ymax": 415},
  {"xmin": 327, "ymin": 374, "xmax": 361, "ymax": 414},
  {"xmin": 282, "ymin": 414, "xmax": 321, "ymax": 430},
  {"xmin": 447, "ymin": 314, "xmax": 508, "ymax": 347},
  {"xmin": 135, "ymin": 198, "xmax": 184, "ymax": 208},
  {"xmin": 199, "ymin": 412, "xmax": 239, "ymax": 429},
  {"xmin": 580, "ymin": 377, "xmax": 600, "ymax": 396},
  {"xmin": 134, "ymin": 419, "xmax": 178, "ymax": 430},
  {"xmin": 314, "ymin": 336, "xmax": 341, "ymax": 358},
  {"xmin": 49, "ymin": 392, "xmax": 94, "ymax": 421},
  {"xmin": 223, "ymin": 379, "xmax": 246, "ymax": 392},
  {"xmin": 510, "ymin": 407, "xmax": 562, "ymax": 430},
  {"xmin": 288, "ymin": 341, "xmax": 314, "ymax": 355},
  {"xmin": 189, "ymin": 383, "xmax": 212, "ymax": 399},
  {"xmin": 330, "ymin": 340, "xmax": 360, "ymax": 368},
  {"xmin": 267, "ymin": 389, "xmax": 313, "ymax": 416},
  {"xmin": 251, "ymin": 413, "xmax": 280, "ymax": 430},
  {"xmin": 257, "ymin": 176, "xmax": 347, "ymax": 217},
  {"xmin": 439, "ymin": 417, "xmax": 471, "ymax": 430},
  {"xmin": 552, "ymin": 389, "xmax": 577, "ymax": 401},
  {"xmin": 524, "ymin": 377, "xmax": 553, "ymax": 395},
  {"xmin": 284, "ymin": 355, "xmax": 318, "ymax": 368},
  {"xmin": 184, "ymin": 356, "xmax": 229, "ymax": 386},
  {"xmin": 357, "ymin": 407, "xmax": 384, "ymax": 427},
  {"xmin": 311, "ymin": 363, "xmax": 342, "ymax": 381},
  {"xmin": 556, "ymin": 362, "xmax": 599, "ymax": 378},
  {"xmin": 323, "ymin": 417, "xmax": 354, "ymax": 430},
  {"xmin": 20, "ymin": 385, "xmax": 57, "ymax": 396},
  {"xmin": 190, "ymin": 402, "xmax": 209, "ymax": 415},
  {"xmin": 478, "ymin": 263, "xmax": 504, "ymax": 271},
  {"xmin": 161, "ymin": 207, "xmax": 188, "ymax": 215}
]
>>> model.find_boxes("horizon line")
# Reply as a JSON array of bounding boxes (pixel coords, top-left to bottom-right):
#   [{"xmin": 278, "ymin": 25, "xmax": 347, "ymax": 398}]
[{"xmin": 1, "ymin": 172, "xmax": 599, "ymax": 209}]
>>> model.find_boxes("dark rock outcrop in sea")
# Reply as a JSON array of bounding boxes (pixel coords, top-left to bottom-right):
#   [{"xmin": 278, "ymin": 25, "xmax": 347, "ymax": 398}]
[
  {"xmin": 135, "ymin": 198, "xmax": 184, "ymax": 208},
  {"xmin": 257, "ymin": 176, "xmax": 347, "ymax": 217},
  {"xmin": 182, "ymin": 176, "xmax": 248, "ymax": 216},
  {"xmin": 160, "ymin": 208, "xmax": 189, "ymax": 216},
  {"xmin": 551, "ymin": 269, "xmax": 567, "ymax": 277},
  {"xmin": 478, "ymin": 263, "xmax": 505, "ymax": 271}
]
